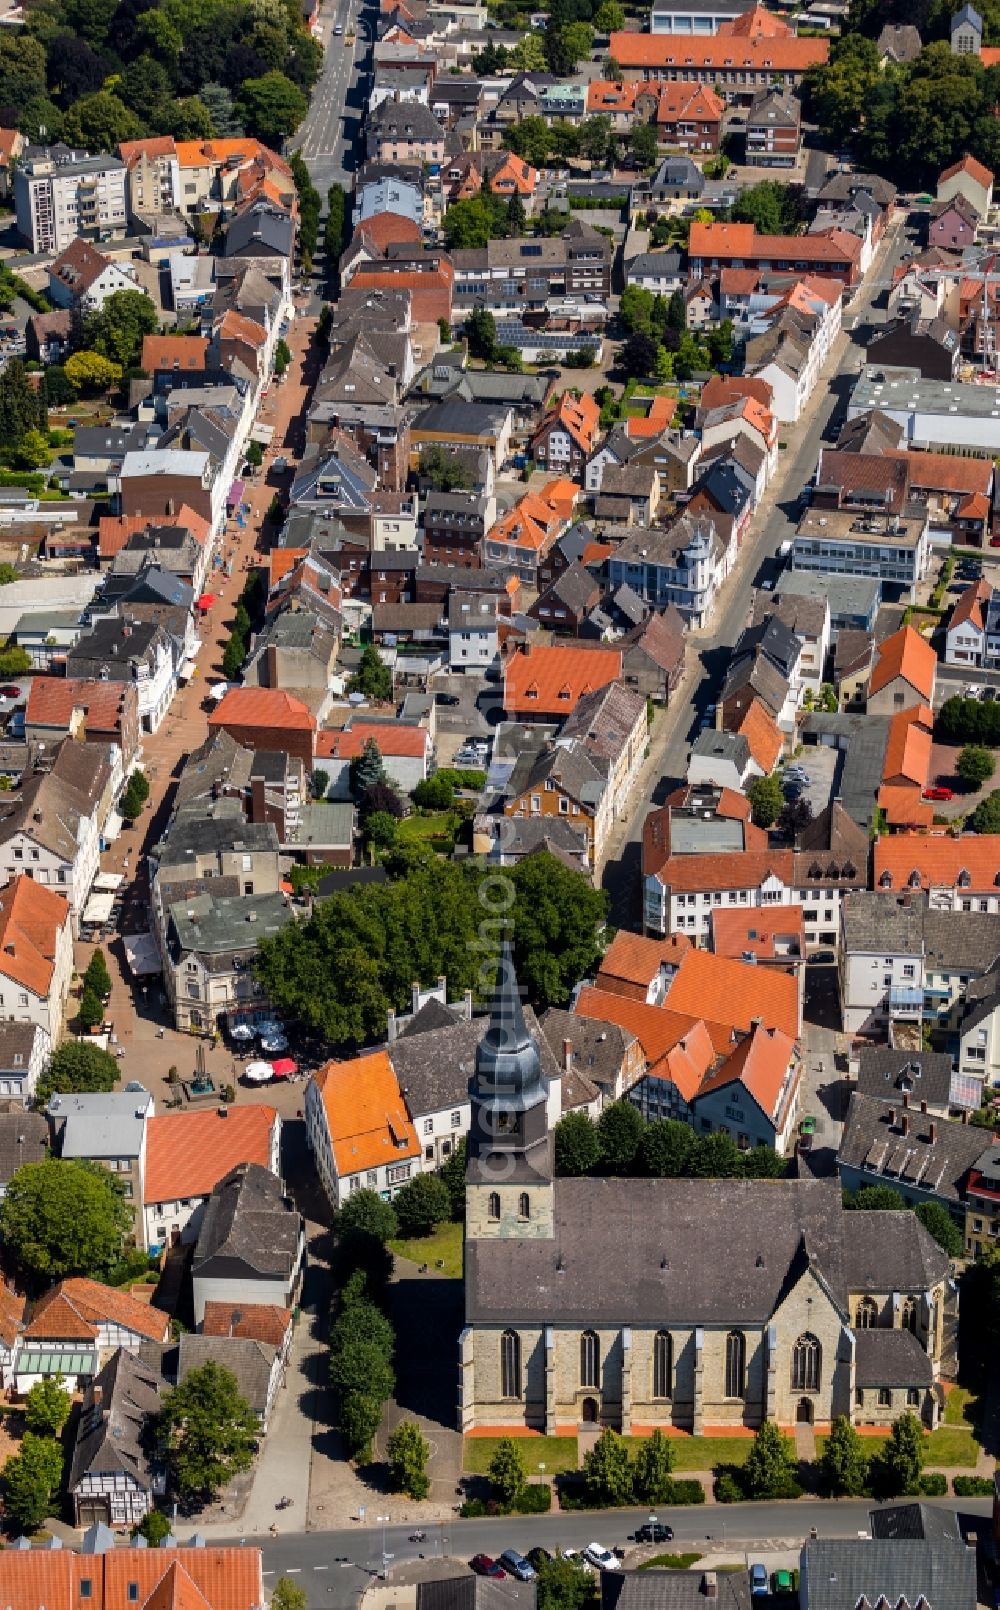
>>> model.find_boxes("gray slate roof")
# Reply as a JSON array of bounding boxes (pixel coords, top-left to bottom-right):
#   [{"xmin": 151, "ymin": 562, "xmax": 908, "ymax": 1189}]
[
  {"xmin": 854, "ymin": 1325, "xmax": 934, "ymax": 1387},
  {"xmin": 856, "ymin": 1048, "xmax": 953, "ymax": 1112},
  {"xmin": 0, "ymin": 1108, "xmax": 48, "ymax": 1184},
  {"xmin": 540, "ymin": 1007, "xmax": 637, "ymax": 1094},
  {"xmin": 868, "ymin": 1503, "xmax": 965, "ymax": 1543},
  {"xmin": 842, "ymin": 891, "xmax": 924, "ymax": 955},
  {"xmin": 68, "ymin": 1348, "xmax": 161, "ymax": 1495},
  {"xmin": 801, "ymin": 1539, "xmax": 975, "ymax": 1610},
  {"xmin": 388, "ymin": 1003, "xmax": 561, "ymax": 1119},
  {"xmin": 418, "ymin": 1579, "xmax": 535, "ymax": 1610},
  {"xmin": 838, "ymin": 1092, "xmax": 989, "ymax": 1206},
  {"xmin": 602, "ymin": 1572, "xmax": 750, "ymax": 1610},
  {"xmin": 466, "ymin": 1178, "xmax": 946, "ymax": 1326},
  {"xmin": 192, "ymin": 1162, "xmax": 301, "ymax": 1282}
]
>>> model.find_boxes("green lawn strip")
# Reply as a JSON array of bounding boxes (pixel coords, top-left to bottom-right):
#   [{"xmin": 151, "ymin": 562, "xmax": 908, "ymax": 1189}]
[
  {"xmin": 638, "ymin": 1555, "xmax": 703, "ymax": 1572},
  {"xmin": 462, "ymin": 1435, "xmax": 579, "ymax": 1476},
  {"xmin": 623, "ymin": 1435, "xmax": 792, "ymax": 1470},
  {"xmin": 388, "ymin": 1220, "xmax": 464, "ymax": 1278},
  {"xmin": 396, "ymin": 810, "xmax": 457, "ymax": 850},
  {"xmin": 942, "ymin": 1387, "xmax": 978, "ymax": 1427},
  {"xmin": 815, "ymin": 1427, "xmax": 978, "ymax": 1469}
]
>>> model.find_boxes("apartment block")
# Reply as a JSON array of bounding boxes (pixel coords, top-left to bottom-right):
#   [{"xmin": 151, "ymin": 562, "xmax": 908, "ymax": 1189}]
[{"xmin": 15, "ymin": 149, "xmax": 128, "ymax": 254}]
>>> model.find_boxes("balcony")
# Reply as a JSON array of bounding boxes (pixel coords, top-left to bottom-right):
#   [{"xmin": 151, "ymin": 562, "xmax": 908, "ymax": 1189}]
[{"xmin": 889, "ymin": 986, "xmax": 923, "ymax": 1018}]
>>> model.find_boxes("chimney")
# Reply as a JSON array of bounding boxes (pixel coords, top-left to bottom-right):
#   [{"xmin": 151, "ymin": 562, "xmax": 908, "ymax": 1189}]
[
  {"xmin": 929, "ymin": 1120, "xmax": 937, "ymax": 1143},
  {"xmin": 900, "ymin": 1112, "xmax": 909, "ymax": 1136},
  {"xmin": 701, "ymin": 1575, "xmax": 718, "ymax": 1601},
  {"xmin": 562, "ymin": 1037, "xmax": 572, "ymax": 1073},
  {"xmin": 902, "ymin": 1090, "xmax": 910, "ymax": 1108},
  {"xmin": 387, "ymin": 1008, "xmax": 397, "ymax": 1043}
]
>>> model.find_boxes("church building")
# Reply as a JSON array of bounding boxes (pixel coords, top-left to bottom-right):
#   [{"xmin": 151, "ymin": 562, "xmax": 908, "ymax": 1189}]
[{"xmin": 459, "ymin": 946, "xmax": 952, "ymax": 1435}]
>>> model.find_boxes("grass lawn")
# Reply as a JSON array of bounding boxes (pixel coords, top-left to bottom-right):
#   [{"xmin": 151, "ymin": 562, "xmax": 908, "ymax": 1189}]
[
  {"xmin": 463, "ymin": 1436, "xmax": 579, "ymax": 1477},
  {"xmin": 396, "ymin": 810, "xmax": 458, "ymax": 853},
  {"xmin": 623, "ymin": 1435, "xmax": 792, "ymax": 1470},
  {"xmin": 924, "ymin": 1425, "xmax": 980, "ymax": 1467},
  {"xmin": 639, "ymin": 1555, "xmax": 703, "ymax": 1572},
  {"xmin": 943, "ymin": 1386, "xmax": 979, "ymax": 1426},
  {"xmin": 388, "ymin": 1220, "xmax": 463, "ymax": 1279}
]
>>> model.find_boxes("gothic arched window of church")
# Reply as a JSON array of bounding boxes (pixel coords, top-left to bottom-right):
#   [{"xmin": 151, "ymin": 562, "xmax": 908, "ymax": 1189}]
[
  {"xmin": 901, "ymin": 1297, "xmax": 918, "ymax": 1334},
  {"xmin": 856, "ymin": 1296, "xmax": 878, "ymax": 1329},
  {"xmin": 791, "ymin": 1333, "xmax": 821, "ymax": 1394},
  {"xmin": 580, "ymin": 1330, "xmax": 599, "ymax": 1389},
  {"xmin": 725, "ymin": 1330, "xmax": 745, "ymax": 1398},
  {"xmin": 501, "ymin": 1329, "xmax": 521, "ymax": 1399},
  {"xmin": 653, "ymin": 1331, "xmax": 672, "ymax": 1399}
]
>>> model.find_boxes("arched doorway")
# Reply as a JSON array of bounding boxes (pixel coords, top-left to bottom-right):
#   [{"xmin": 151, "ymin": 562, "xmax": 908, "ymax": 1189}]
[
  {"xmin": 581, "ymin": 1396, "xmax": 599, "ymax": 1425},
  {"xmin": 796, "ymin": 1398, "xmax": 814, "ymax": 1424}
]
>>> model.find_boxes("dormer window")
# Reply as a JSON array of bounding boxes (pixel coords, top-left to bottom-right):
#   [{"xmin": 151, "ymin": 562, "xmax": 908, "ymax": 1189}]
[{"xmin": 880, "ymin": 871, "xmax": 892, "ymax": 889}]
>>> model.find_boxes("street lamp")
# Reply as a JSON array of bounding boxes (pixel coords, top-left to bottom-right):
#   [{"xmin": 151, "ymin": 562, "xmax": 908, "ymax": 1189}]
[{"xmin": 377, "ymin": 1514, "xmax": 391, "ymax": 1579}]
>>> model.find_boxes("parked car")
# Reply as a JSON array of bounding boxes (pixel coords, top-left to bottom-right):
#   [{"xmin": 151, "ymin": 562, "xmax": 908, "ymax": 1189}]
[
  {"xmin": 750, "ymin": 1565, "xmax": 769, "ymax": 1598},
  {"xmin": 799, "ymin": 1115, "xmax": 817, "ymax": 1135},
  {"xmin": 435, "ymin": 692, "xmax": 461, "ymax": 706},
  {"xmin": 0, "ymin": 685, "xmax": 20, "ymax": 699},
  {"xmin": 584, "ymin": 1545, "xmax": 621, "ymax": 1572},
  {"xmin": 635, "ymin": 1522, "xmax": 674, "ymax": 1543},
  {"xmin": 807, "ymin": 949, "xmax": 835, "ymax": 965},
  {"xmin": 471, "ymin": 1557, "xmax": 505, "ymax": 1578},
  {"xmin": 923, "ymin": 786, "xmax": 954, "ymax": 801},
  {"xmin": 796, "ymin": 1133, "xmax": 814, "ymax": 1155},
  {"xmin": 773, "ymin": 1570, "xmax": 793, "ymax": 1594},
  {"xmin": 964, "ymin": 685, "xmax": 982, "ymax": 699},
  {"xmin": 499, "ymin": 1552, "xmax": 536, "ymax": 1582}
]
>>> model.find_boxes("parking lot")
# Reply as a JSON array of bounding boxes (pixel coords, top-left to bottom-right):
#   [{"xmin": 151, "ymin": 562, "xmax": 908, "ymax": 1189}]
[
  {"xmin": 780, "ymin": 740, "xmax": 839, "ymax": 820},
  {"xmin": 429, "ymin": 673, "xmax": 503, "ymax": 767}
]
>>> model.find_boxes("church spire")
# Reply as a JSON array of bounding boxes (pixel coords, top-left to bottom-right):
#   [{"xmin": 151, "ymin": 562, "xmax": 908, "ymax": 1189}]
[{"xmin": 473, "ymin": 941, "xmax": 547, "ymax": 1114}]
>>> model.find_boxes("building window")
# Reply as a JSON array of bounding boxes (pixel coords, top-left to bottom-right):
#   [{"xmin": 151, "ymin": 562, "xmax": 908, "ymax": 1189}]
[
  {"xmin": 725, "ymin": 1330, "xmax": 745, "ymax": 1399},
  {"xmin": 855, "ymin": 1388, "xmax": 864, "ymax": 1407},
  {"xmin": 580, "ymin": 1330, "xmax": 599, "ymax": 1389},
  {"xmin": 907, "ymin": 1388, "xmax": 920, "ymax": 1407},
  {"xmin": 653, "ymin": 1330, "xmax": 672, "ymax": 1399},
  {"xmin": 488, "ymin": 1191, "xmax": 500, "ymax": 1221},
  {"xmin": 901, "ymin": 1297, "xmax": 918, "ymax": 1334},
  {"xmin": 791, "ymin": 1333, "xmax": 821, "ymax": 1393},
  {"xmin": 501, "ymin": 1329, "xmax": 521, "ymax": 1399},
  {"xmin": 878, "ymin": 1386, "xmax": 892, "ymax": 1408},
  {"xmin": 856, "ymin": 1296, "xmax": 878, "ymax": 1329},
  {"xmin": 518, "ymin": 1192, "xmax": 530, "ymax": 1220}
]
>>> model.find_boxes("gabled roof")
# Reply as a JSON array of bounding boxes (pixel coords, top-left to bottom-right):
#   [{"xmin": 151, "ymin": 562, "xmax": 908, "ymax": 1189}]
[
  {"xmin": 573, "ymin": 985, "xmax": 718, "ymax": 1097},
  {"xmin": 874, "ymin": 834, "xmax": 1000, "ymax": 890},
  {"xmin": 311, "ymin": 1050, "xmax": 419, "ymax": 1177},
  {"xmin": 0, "ymin": 874, "xmax": 71, "ymax": 999},
  {"xmin": 696, "ymin": 1022, "xmax": 796, "ymax": 1122},
  {"xmin": 596, "ymin": 929, "xmax": 692, "ymax": 999},
  {"xmin": 939, "ymin": 152, "xmax": 994, "ymax": 188},
  {"xmin": 209, "ymin": 687, "xmax": 317, "ymax": 734},
  {"xmin": 949, "ymin": 576, "xmax": 992, "ymax": 632},
  {"xmin": 144, "ymin": 1108, "xmax": 278, "ymax": 1205},
  {"xmin": 504, "ymin": 643, "xmax": 623, "ymax": 716},
  {"xmin": 201, "ymin": 1302, "xmax": 292, "ymax": 1347},
  {"xmin": 664, "ymin": 945, "xmax": 799, "ymax": 1040},
  {"xmin": 0, "ymin": 1547, "xmax": 264, "ymax": 1610},
  {"xmin": 534, "ymin": 390, "xmax": 600, "ymax": 455},
  {"xmin": 141, "ymin": 335, "xmax": 208, "ymax": 372},
  {"xmin": 868, "ymin": 625, "xmax": 937, "ymax": 700},
  {"xmin": 25, "ymin": 1279, "xmax": 170, "ymax": 1344}
]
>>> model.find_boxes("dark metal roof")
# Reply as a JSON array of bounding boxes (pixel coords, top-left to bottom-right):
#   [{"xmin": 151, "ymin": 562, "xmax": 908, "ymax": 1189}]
[{"xmin": 801, "ymin": 1539, "xmax": 974, "ymax": 1610}]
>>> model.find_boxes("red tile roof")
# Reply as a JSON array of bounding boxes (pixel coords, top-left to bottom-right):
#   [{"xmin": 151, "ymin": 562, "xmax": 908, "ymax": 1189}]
[
  {"xmin": 209, "ymin": 688, "xmax": 317, "ymax": 733},
  {"xmin": 880, "ymin": 704, "xmax": 933, "ymax": 790},
  {"xmin": 697, "ymin": 1022, "xmax": 796, "ymax": 1119},
  {"xmin": 26, "ymin": 676, "xmax": 132, "ymax": 734},
  {"xmin": 573, "ymin": 985, "xmax": 716, "ymax": 1099},
  {"xmin": 950, "ymin": 576, "xmax": 992, "ymax": 633},
  {"xmin": 738, "ymin": 698, "xmax": 783, "ymax": 773},
  {"xmin": 141, "ymin": 334, "xmax": 208, "ymax": 372},
  {"xmin": 24, "ymin": 1278, "xmax": 171, "ymax": 1343},
  {"xmin": 312, "ymin": 1051, "xmax": 419, "ymax": 1177},
  {"xmin": 874, "ymin": 835, "xmax": 1000, "ymax": 891},
  {"xmin": 609, "ymin": 28, "xmax": 828, "ymax": 70},
  {"xmin": 710, "ymin": 904, "xmax": 806, "ymax": 962},
  {"xmin": 656, "ymin": 81, "xmax": 724, "ymax": 125},
  {"xmin": 315, "ymin": 721, "xmax": 429, "ymax": 760},
  {"xmin": 144, "ymin": 1107, "xmax": 278, "ymax": 1204},
  {"xmin": 868, "ymin": 625, "xmax": 937, "ymax": 701},
  {"xmin": 535, "ymin": 391, "xmax": 601, "ymax": 456},
  {"xmin": 0, "ymin": 1548, "xmax": 264, "ymax": 1610},
  {"xmin": 504, "ymin": 643, "xmax": 623, "ymax": 716},
  {"xmin": 202, "ymin": 1301, "xmax": 292, "ymax": 1347},
  {"xmin": 595, "ymin": 930, "xmax": 692, "ymax": 1000},
  {"xmin": 665, "ymin": 946, "xmax": 800, "ymax": 1040},
  {"xmin": 354, "ymin": 212, "xmax": 422, "ymax": 251},
  {"xmin": 939, "ymin": 153, "xmax": 994, "ymax": 188},
  {"xmin": 0, "ymin": 875, "xmax": 71, "ymax": 999},
  {"xmin": 690, "ymin": 220, "xmax": 861, "ymax": 266}
]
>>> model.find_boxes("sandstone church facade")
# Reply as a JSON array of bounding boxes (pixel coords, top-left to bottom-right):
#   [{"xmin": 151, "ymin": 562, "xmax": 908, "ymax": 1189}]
[{"xmin": 459, "ymin": 948, "xmax": 951, "ymax": 1436}]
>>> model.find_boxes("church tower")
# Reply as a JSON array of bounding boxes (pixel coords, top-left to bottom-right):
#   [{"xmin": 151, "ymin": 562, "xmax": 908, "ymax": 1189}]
[{"xmin": 465, "ymin": 941, "xmax": 555, "ymax": 1240}]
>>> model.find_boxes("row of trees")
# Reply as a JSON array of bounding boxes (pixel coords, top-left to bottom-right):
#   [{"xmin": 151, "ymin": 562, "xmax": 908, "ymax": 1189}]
[
  {"xmin": 555, "ymin": 1103, "xmax": 788, "ymax": 1182},
  {"xmin": 254, "ymin": 852, "xmax": 608, "ymax": 1049},
  {"xmin": 120, "ymin": 766, "xmax": 150, "ymax": 824},
  {"xmin": 3, "ymin": 0, "xmax": 321, "ymax": 149},
  {"xmin": 618, "ymin": 286, "xmax": 734, "ymax": 382},
  {"xmin": 75, "ymin": 947, "xmax": 112, "ymax": 1034},
  {"xmin": 291, "ymin": 154, "xmax": 322, "ymax": 278}
]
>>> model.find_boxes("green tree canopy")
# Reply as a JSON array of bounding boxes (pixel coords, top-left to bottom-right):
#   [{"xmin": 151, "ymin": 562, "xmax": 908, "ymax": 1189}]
[
  {"xmin": 730, "ymin": 179, "xmax": 803, "ymax": 235},
  {"xmin": 465, "ymin": 306, "xmax": 499, "ymax": 363},
  {"xmin": 640, "ymin": 1118, "xmax": 698, "ymax": 1178},
  {"xmin": 554, "ymin": 1110, "xmax": 602, "ymax": 1176},
  {"xmin": 741, "ymin": 1420, "xmax": 799, "ymax": 1499},
  {"xmin": 349, "ymin": 644, "xmax": 392, "ymax": 702},
  {"xmin": 747, "ymin": 774, "xmax": 784, "ymax": 828},
  {"xmin": 271, "ymin": 1581, "xmax": 308, "ymax": 1610},
  {"xmin": 820, "ymin": 1415, "xmax": 870, "ymax": 1496},
  {"xmin": 915, "ymin": 1200, "xmax": 964, "ymax": 1257},
  {"xmin": 157, "ymin": 1361, "xmax": 259, "ymax": 1502},
  {"xmin": 418, "ymin": 443, "xmax": 474, "ymax": 492},
  {"xmin": 877, "ymin": 1411, "xmax": 924, "ymax": 1496},
  {"xmin": 583, "ymin": 1426, "xmax": 634, "ymax": 1505},
  {"xmin": 64, "ymin": 351, "xmax": 121, "ymax": 393},
  {"xmin": 596, "ymin": 1099, "xmax": 644, "ymax": 1174},
  {"xmin": 337, "ymin": 1189, "xmax": 398, "ymax": 1245},
  {"xmin": 84, "ymin": 289, "xmax": 158, "ymax": 371},
  {"xmin": 23, "ymin": 1376, "xmax": 71, "ymax": 1436},
  {"xmin": 0, "ymin": 1157, "xmax": 131, "ymax": 1283},
  {"xmin": 392, "ymin": 1172, "xmax": 450, "ymax": 1237},
  {"xmin": 535, "ymin": 1557, "xmax": 595, "ymax": 1610},
  {"xmin": 237, "ymin": 71, "xmax": 307, "ymax": 142},
  {"xmin": 958, "ymin": 744, "xmax": 995, "ymax": 791},
  {"xmin": 970, "ymin": 790, "xmax": 1000, "ymax": 833},
  {"xmin": 488, "ymin": 1436, "xmax": 527, "ymax": 1506},
  {"xmin": 62, "ymin": 90, "xmax": 142, "ymax": 147},
  {"xmin": 386, "ymin": 1420, "xmax": 429, "ymax": 1499},
  {"xmin": 633, "ymin": 1428, "xmax": 676, "ymax": 1503},
  {"xmin": 2, "ymin": 1432, "xmax": 64, "ymax": 1532}
]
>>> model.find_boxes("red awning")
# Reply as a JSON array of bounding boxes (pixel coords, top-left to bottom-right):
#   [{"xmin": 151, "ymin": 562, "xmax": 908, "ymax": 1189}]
[
  {"xmin": 197, "ymin": 593, "xmax": 217, "ymax": 611},
  {"xmin": 270, "ymin": 1058, "xmax": 297, "ymax": 1078}
]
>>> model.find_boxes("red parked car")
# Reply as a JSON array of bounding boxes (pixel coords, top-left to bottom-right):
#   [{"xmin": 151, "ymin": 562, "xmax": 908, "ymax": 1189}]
[
  {"xmin": 471, "ymin": 1558, "xmax": 505, "ymax": 1579},
  {"xmin": 923, "ymin": 786, "xmax": 954, "ymax": 801}
]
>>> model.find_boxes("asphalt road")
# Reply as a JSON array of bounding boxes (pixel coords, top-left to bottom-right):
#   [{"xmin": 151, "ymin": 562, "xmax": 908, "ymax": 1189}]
[
  {"xmin": 294, "ymin": 0, "xmax": 374, "ymax": 196},
  {"xmin": 601, "ymin": 213, "xmax": 919, "ymax": 926},
  {"xmin": 230, "ymin": 1499, "xmax": 991, "ymax": 1606}
]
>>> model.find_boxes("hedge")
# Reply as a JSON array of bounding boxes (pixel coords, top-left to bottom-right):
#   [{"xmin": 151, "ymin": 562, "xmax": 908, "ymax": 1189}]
[
  {"xmin": 953, "ymin": 1474, "xmax": 994, "ymax": 1496},
  {"xmin": 458, "ymin": 1485, "xmax": 552, "ymax": 1517},
  {"xmin": 556, "ymin": 1474, "xmax": 704, "ymax": 1510},
  {"xmin": 916, "ymin": 1471, "xmax": 947, "ymax": 1496}
]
